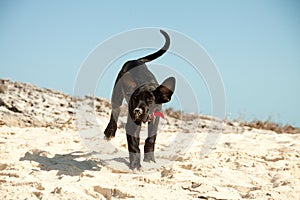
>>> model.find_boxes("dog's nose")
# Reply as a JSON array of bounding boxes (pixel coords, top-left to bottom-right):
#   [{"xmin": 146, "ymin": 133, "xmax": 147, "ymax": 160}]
[{"xmin": 133, "ymin": 108, "xmax": 143, "ymax": 116}]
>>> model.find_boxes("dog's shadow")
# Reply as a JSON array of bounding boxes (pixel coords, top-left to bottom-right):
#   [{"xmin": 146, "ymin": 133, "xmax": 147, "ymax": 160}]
[
  {"xmin": 103, "ymin": 157, "xmax": 130, "ymax": 167},
  {"xmin": 91, "ymin": 152, "xmax": 130, "ymax": 168},
  {"xmin": 20, "ymin": 150, "xmax": 101, "ymax": 176}
]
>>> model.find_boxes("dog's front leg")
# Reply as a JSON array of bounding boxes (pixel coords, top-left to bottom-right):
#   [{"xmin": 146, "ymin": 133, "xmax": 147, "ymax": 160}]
[
  {"xmin": 144, "ymin": 112, "xmax": 160, "ymax": 163},
  {"xmin": 126, "ymin": 117, "xmax": 142, "ymax": 170}
]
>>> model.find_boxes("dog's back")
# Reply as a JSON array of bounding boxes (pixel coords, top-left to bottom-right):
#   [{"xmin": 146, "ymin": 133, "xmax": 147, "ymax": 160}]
[{"xmin": 115, "ymin": 30, "xmax": 171, "ymax": 101}]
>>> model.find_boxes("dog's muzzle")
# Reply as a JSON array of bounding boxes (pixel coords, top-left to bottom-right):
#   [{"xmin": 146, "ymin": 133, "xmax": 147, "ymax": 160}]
[{"xmin": 133, "ymin": 108, "xmax": 143, "ymax": 119}]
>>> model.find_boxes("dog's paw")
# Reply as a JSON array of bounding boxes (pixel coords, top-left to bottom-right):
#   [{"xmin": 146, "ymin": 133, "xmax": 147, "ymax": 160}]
[
  {"xmin": 132, "ymin": 166, "xmax": 144, "ymax": 174},
  {"xmin": 129, "ymin": 162, "xmax": 142, "ymax": 171},
  {"xmin": 104, "ymin": 122, "xmax": 117, "ymax": 139},
  {"xmin": 104, "ymin": 135, "xmax": 113, "ymax": 141},
  {"xmin": 104, "ymin": 129, "xmax": 115, "ymax": 140},
  {"xmin": 143, "ymin": 158, "xmax": 156, "ymax": 163},
  {"xmin": 143, "ymin": 153, "xmax": 156, "ymax": 163},
  {"xmin": 129, "ymin": 153, "xmax": 142, "ymax": 170}
]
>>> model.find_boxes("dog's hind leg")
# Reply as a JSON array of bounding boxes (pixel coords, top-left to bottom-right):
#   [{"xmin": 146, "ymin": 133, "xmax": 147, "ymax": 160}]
[
  {"xmin": 104, "ymin": 81, "xmax": 124, "ymax": 140},
  {"xmin": 126, "ymin": 116, "xmax": 142, "ymax": 170}
]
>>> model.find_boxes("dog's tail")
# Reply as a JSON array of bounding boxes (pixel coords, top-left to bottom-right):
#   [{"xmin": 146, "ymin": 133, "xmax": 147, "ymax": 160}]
[{"xmin": 138, "ymin": 30, "xmax": 170, "ymax": 63}]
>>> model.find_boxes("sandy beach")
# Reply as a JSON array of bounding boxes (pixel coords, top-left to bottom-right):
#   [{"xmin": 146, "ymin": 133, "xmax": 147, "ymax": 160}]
[{"xmin": 1, "ymin": 80, "xmax": 299, "ymax": 199}]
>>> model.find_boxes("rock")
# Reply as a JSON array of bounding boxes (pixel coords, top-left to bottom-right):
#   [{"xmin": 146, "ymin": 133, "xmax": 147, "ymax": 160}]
[
  {"xmin": 161, "ymin": 167, "xmax": 174, "ymax": 178},
  {"xmin": 0, "ymin": 163, "xmax": 8, "ymax": 171},
  {"xmin": 93, "ymin": 186, "xmax": 134, "ymax": 199},
  {"xmin": 51, "ymin": 187, "xmax": 62, "ymax": 194},
  {"xmin": 0, "ymin": 80, "xmax": 6, "ymax": 93}
]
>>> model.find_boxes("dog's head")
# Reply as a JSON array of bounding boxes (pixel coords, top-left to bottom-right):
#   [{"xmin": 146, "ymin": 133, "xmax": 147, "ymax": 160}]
[{"xmin": 128, "ymin": 77, "xmax": 176, "ymax": 124}]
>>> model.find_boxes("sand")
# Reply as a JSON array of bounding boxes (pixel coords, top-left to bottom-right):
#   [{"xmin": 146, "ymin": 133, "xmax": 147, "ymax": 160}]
[
  {"xmin": 1, "ymin": 80, "xmax": 300, "ymax": 199},
  {"xmin": 1, "ymin": 125, "xmax": 300, "ymax": 199}
]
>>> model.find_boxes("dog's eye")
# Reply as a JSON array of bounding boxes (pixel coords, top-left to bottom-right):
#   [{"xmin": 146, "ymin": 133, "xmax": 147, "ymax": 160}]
[{"xmin": 146, "ymin": 98, "xmax": 153, "ymax": 104}]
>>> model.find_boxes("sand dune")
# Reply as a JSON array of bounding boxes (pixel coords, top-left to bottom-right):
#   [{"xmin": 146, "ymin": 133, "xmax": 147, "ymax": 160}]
[{"xmin": 1, "ymin": 79, "xmax": 299, "ymax": 199}]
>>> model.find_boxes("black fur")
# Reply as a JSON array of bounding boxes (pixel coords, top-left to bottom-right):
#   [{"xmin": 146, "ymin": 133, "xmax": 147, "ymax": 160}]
[{"xmin": 104, "ymin": 30, "xmax": 175, "ymax": 170}]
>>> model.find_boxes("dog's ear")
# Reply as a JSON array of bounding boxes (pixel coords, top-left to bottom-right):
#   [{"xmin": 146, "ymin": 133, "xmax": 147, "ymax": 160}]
[{"xmin": 154, "ymin": 77, "xmax": 176, "ymax": 104}]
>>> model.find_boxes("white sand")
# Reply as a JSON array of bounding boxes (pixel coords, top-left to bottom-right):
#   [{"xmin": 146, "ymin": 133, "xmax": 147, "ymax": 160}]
[
  {"xmin": 1, "ymin": 80, "xmax": 299, "ymax": 199},
  {"xmin": 1, "ymin": 125, "xmax": 299, "ymax": 199}
]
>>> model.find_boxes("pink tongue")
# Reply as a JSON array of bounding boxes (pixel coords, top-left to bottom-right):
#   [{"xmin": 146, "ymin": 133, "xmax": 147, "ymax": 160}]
[{"xmin": 153, "ymin": 111, "xmax": 165, "ymax": 119}]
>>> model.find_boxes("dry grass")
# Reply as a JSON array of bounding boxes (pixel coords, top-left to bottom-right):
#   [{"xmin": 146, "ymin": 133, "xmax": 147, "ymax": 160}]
[
  {"xmin": 240, "ymin": 120, "xmax": 299, "ymax": 134},
  {"xmin": 164, "ymin": 108, "xmax": 199, "ymax": 121},
  {"xmin": 97, "ymin": 100, "xmax": 299, "ymax": 134}
]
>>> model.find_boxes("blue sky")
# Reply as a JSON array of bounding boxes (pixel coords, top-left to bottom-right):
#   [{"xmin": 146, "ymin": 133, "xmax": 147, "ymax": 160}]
[{"xmin": 1, "ymin": 1, "xmax": 299, "ymax": 126}]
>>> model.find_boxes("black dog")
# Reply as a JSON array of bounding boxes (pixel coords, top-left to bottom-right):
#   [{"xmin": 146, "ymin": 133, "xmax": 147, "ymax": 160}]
[{"xmin": 104, "ymin": 30, "xmax": 176, "ymax": 170}]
